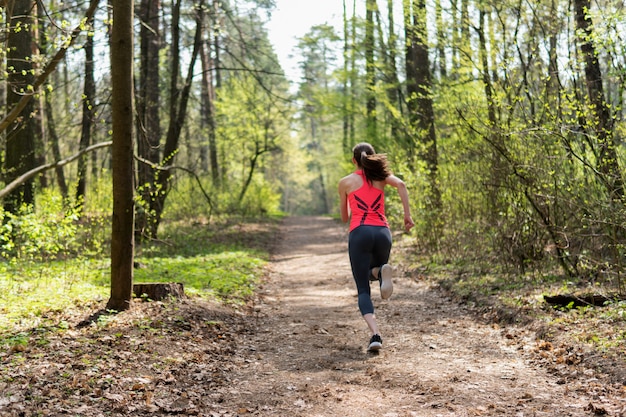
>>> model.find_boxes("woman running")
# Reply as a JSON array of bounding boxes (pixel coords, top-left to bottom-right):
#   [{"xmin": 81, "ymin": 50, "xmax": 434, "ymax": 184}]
[{"xmin": 338, "ymin": 142, "xmax": 414, "ymax": 352}]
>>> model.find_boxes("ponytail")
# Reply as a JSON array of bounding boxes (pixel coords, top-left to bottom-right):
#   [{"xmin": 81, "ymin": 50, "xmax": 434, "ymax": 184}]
[{"xmin": 352, "ymin": 142, "xmax": 391, "ymax": 182}]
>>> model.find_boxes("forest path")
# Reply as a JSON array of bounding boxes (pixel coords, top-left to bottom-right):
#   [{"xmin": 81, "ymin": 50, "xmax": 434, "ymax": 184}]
[{"xmin": 222, "ymin": 216, "xmax": 625, "ymax": 416}]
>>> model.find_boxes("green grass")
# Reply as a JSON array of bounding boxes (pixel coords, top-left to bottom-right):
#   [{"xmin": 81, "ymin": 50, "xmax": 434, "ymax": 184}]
[
  {"xmin": 134, "ymin": 252, "xmax": 265, "ymax": 299},
  {"xmin": 0, "ymin": 216, "xmax": 278, "ymax": 334},
  {"xmin": 0, "ymin": 259, "xmax": 110, "ymax": 331}
]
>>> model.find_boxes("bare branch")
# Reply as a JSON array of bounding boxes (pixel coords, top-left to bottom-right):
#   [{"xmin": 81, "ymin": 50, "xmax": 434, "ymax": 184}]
[
  {"xmin": 0, "ymin": 141, "xmax": 112, "ymax": 200},
  {"xmin": 134, "ymin": 154, "xmax": 215, "ymax": 213},
  {"xmin": 0, "ymin": 0, "xmax": 100, "ymax": 133}
]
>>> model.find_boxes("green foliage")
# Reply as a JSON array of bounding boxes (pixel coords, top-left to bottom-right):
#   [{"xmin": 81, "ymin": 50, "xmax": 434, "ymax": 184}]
[
  {"xmin": 0, "ymin": 212, "xmax": 276, "ymax": 332},
  {"xmin": 161, "ymin": 175, "xmax": 283, "ymax": 221},
  {"xmin": 0, "ymin": 187, "xmax": 110, "ymax": 261},
  {"xmin": 82, "ymin": 172, "xmax": 114, "ymax": 217},
  {"xmin": 0, "ymin": 191, "xmax": 80, "ymax": 260}
]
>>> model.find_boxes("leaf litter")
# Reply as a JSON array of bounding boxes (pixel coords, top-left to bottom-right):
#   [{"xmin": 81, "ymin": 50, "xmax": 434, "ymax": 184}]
[{"xmin": 1, "ymin": 215, "xmax": 625, "ymax": 416}]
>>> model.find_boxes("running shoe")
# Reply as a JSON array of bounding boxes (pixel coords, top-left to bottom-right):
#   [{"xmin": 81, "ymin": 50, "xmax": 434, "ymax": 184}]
[
  {"xmin": 379, "ymin": 264, "xmax": 393, "ymax": 299},
  {"xmin": 368, "ymin": 334, "xmax": 383, "ymax": 351}
]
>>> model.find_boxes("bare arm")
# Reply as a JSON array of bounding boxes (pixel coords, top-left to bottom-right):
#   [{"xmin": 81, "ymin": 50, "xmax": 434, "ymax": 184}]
[
  {"xmin": 338, "ymin": 179, "xmax": 350, "ymax": 223},
  {"xmin": 385, "ymin": 175, "xmax": 415, "ymax": 232}
]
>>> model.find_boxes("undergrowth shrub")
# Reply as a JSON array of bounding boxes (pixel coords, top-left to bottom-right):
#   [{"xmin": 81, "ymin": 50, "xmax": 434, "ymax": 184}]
[
  {"xmin": 0, "ymin": 191, "xmax": 80, "ymax": 260},
  {"xmin": 163, "ymin": 174, "xmax": 282, "ymax": 221}
]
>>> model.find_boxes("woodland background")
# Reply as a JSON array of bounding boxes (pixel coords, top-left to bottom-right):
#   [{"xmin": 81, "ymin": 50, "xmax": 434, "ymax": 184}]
[{"xmin": 1, "ymin": 0, "xmax": 626, "ymax": 320}]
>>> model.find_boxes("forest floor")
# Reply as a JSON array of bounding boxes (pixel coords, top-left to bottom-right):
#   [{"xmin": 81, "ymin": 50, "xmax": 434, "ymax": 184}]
[{"xmin": 1, "ymin": 215, "xmax": 625, "ymax": 416}]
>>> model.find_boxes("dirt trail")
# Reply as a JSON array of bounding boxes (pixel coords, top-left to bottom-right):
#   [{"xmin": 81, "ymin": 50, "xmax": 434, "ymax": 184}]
[{"xmin": 223, "ymin": 216, "xmax": 625, "ymax": 416}]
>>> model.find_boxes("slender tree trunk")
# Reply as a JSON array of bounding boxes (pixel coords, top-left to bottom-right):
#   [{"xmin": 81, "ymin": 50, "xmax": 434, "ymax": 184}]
[
  {"xmin": 450, "ymin": 0, "xmax": 459, "ymax": 75},
  {"xmin": 349, "ymin": 0, "xmax": 356, "ymax": 147},
  {"xmin": 44, "ymin": 97, "xmax": 69, "ymax": 198},
  {"xmin": 136, "ymin": 0, "xmax": 161, "ymax": 240},
  {"xmin": 379, "ymin": 0, "xmax": 402, "ymax": 144},
  {"xmin": 4, "ymin": 0, "xmax": 37, "ymax": 213},
  {"xmin": 108, "ymin": 0, "xmax": 136, "ymax": 312},
  {"xmin": 149, "ymin": 0, "xmax": 204, "ymax": 237},
  {"xmin": 404, "ymin": 0, "xmax": 441, "ymax": 219},
  {"xmin": 200, "ymin": 33, "xmax": 219, "ymax": 186},
  {"xmin": 342, "ymin": 0, "xmax": 350, "ymax": 152},
  {"xmin": 33, "ymin": 1, "xmax": 47, "ymax": 190},
  {"xmin": 76, "ymin": 14, "xmax": 97, "ymax": 209},
  {"xmin": 434, "ymin": 0, "xmax": 446, "ymax": 78},
  {"xmin": 208, "ymin": 3, "xmax": 221, "ymax": 183},
  {"xmin": 546, "ymin": 0, "xmax": 561, "ymax": 118},
  {"xmin": 365, "ymin": 0, "xmax": 377, "ymax": 143},
  {"xmin": 38, "ymin": 3, "xmax": 67, "ymax": 198},
  {"xmin": 477, "ymin": 8, "xmax": 505, "ymax": 218},
  {"xmin": 212, "ymin": 0, "xmax": 222, "ymax": 89},
  {"xmin": 238, "ymin": 153, "xmax": 260, "ymax": 204},
  {"xmin": 573, "ymin": 0, "xmax": 623, "ymax": 201}
]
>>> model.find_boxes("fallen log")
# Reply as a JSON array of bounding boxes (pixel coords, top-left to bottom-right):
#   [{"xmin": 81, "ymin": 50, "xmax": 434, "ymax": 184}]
[
  {"xmin": 543, "ymin": 294, "xmax": 616, "ymax": 308},
  {"xmin": 133, "ymin": 282, "xmax": 186, "ymax": 301}
]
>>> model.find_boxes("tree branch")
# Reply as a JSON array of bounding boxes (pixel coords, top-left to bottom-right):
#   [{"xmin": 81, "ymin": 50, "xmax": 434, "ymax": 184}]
[
  {"xmin": 134, "ymin": 155, "xmax": 215, "ymax": 213},
  {"xmin": 0, "ymin": 141, "xmax": 112, "ymax": 200},
  {"xmin": 0, "ymin": 0, "xmax": 100, "ymax": 134}
]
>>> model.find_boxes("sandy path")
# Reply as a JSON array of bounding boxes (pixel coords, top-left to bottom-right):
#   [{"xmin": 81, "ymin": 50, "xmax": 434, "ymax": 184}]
[{"xmin": 222, "ymin": 216, "xmax": 625, "ymax": 416}]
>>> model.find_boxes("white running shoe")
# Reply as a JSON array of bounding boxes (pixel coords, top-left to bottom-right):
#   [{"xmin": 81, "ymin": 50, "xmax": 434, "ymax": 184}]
[{"xmin": 379, "ymin": 264, "xmax": 393, "ymax": 299}]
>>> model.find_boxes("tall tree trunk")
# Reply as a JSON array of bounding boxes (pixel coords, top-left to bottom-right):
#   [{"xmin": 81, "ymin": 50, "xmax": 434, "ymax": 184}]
[
  {"xmin": 212, "ymin": 0, "xmax": 222, "ymax": 89},
  {"xmin": 434, "ymin": 0, "xmax": 446, "ymax": 78},
  {"xmin": 477, "ymin": 7, "xmax": 505, "ymax": 220},
  {"xmin": 44, "ymin": 96, "xmax": 69, "ymax": 198},
  {"xmin": 379, "ymin": 0, "xmax": 402, "ymax": 144},
  {"xmin": 573, "ymin": 0, "xmax": 623, "ymax": 202},
  {"xmin": 0, "ymin": 0, "xmax": 98, "ymax": 206},
  {"xmin": 33, "ymin": 1, "xmax": 47, "ymax": 190},
  {"xmin": 404, "ymin": 0, "xmax": 441, "ymax": 223},
  {"xmin": 108, "ymin": 0, "xmax": 136, "ymax": 312},
  {"xmin": 365, "ymin": 0, "xmax": 377, "ymax": 143},
  {"xmin": 450, "ymin": 0, "xmax": 459, "ymax": 75},
  {"xmin": 200, "ymin": 32, "xmax": 219, "ymax": 186},
  {"xmin": 149, "ymin": 0, "xmax": 204, "ymax": 237},
  {"xmin": 38, "ymin": 2, "xmax": 67, "ymax": 198},
  {"xmin": 136, "ymin": 0, "xmax": 161, "ymax": 240},
  {"xmin": 342, "ymin": 0, "xmax": 350, "ymax": 152},
  {"xmin": 76, "ymin": 14, "xmax": 97, "ymax": 209},
  {"xmin": 4, "ymin": 0, "xmax": 37, "ymax": 213},
  {"xmin": 349, "ymin": 0, "xmax": 356, "ymax": 147}
]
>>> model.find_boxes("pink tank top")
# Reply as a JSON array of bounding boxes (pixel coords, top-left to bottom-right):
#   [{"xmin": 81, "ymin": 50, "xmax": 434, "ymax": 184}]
[{"xmin": 348, "ymin": 170, "xmax": 388, "ymax": 232}]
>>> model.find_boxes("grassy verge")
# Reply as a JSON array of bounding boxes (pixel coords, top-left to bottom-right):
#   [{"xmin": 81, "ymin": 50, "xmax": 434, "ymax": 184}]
[{"xmin": 0, "ymin": 216, "xmax": 280, "ymax": 336}]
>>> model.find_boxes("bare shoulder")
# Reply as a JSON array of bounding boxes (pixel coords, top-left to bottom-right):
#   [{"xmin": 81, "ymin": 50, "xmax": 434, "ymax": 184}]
[
  {"xmin": 384, "ymin": 174, "xmax": 405, "ymax": 188},
  {"xmin": 338, "ymin": 173, "xmax": 363, "ymax": 194}
]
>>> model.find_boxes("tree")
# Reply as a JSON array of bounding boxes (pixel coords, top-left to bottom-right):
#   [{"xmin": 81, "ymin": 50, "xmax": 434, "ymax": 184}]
[
  {"xmin": 76, "ymin": 10, "xmax": 97, "ymax": 209},
  {"xmin": 199, "ymin": 14, "xmax": 219, "ymax": 186},
  {"xmin": 297, "ymin": 25, "xmax": 342, "ymax": 214},
  {"xmin": 107, "ymin": 0, "xmax": 136, "ymax": 312},
  {"xmin": 573, "ymin": 0, "xmax": 623, "ymax": 202},
  {"xmin": 136, "ymin": 0, "xmax": 162, "ymax": 239},
  {"xmin": 4, "ymin": 0, "xmax": 37, "ymax": 213},
  {"xmin": 403, "ymin": 0, "xmax": 441, "ymax": 228},
  {"xmin": 148, "ymin": 0, "xmax": 204, "ymax": 237},
  {"xmin": 364, "ymin": 0, "xmax": 377, "ymax": 142},
  {"xmin": 0, "ymin": 0, "xmax": 100, "ymax": 204}
]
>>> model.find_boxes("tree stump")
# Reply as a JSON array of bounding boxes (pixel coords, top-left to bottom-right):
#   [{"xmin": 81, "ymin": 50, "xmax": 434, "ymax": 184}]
[{"xmin": 133, "ymin": 282, "xmax": 186, "ymax": 301}]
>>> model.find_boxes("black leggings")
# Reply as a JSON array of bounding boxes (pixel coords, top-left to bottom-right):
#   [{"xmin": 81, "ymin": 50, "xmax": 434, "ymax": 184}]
[{"xmin": 348, "ymin": 225, "xmax": 392, "ymax": 315}]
